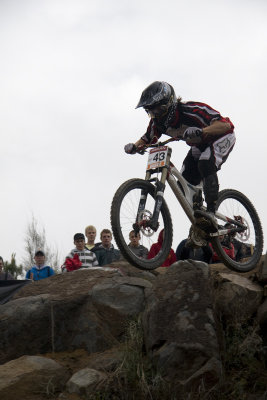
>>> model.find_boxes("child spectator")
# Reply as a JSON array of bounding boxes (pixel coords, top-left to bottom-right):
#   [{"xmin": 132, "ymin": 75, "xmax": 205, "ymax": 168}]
[
  {"xmin": 128, "ymin": 230, "xmax": 148, "ymax": 258},
  {"xmin": 26, "ymin": 251, "xmax": 55, "ymax": 281},
  {"xmin": 85, "ymin": 225, "xmax": 100, "ymax": 250},
  {"xmin": 62, "ymin": 233, "xmax": 98, "ymax": 272},
  {"xmin": 147, "ymin": 229, "xmax": 176, "ymax": 267}
]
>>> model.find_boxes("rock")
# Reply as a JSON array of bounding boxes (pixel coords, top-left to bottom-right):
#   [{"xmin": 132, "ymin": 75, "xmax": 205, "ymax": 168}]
[
  {"xmin": 142, "ymin": 260, "xmax": 222, "ymax": 388},
  {"xmin": 180, "ymin": 357, "xmax": 222, "ymax": 391},
  {"xmin": 66, "ymin": 368, "xmax": 107, "ymax": 396},
  {"xmin": 257, "ymin": 298, "xmax": 267, "ymax": 327},
  {"xmin": 0, "ymin": 268, "xmax": 152, "ymax": 364},
  {"xmin": 0, "ymin": 258, "xmax": 266, "ymax": 399},
  {"xmin": 256, "ymin": 253, "xmax": 267, "ymax": 283},
  {"xmin": 85, "ymin": 346, "xmax": 124, "ymax": 372},
  {"xmin": 257, "ymin": 297, "xmax": 267, "ymax": 346},
  {"xmin": 213, "ymin": 272, "xmax": 263, "ymax": 321},
  {"xmin": 92, "ymin": 276, "xmax": 151, "ymax": 315},
  {"xmin": 110, "ymin": 260, "xmax": 157, "ymax": 280},
  {"xmin": 0, "ymin": 355, "xmax": 69, "ymax": 400}
]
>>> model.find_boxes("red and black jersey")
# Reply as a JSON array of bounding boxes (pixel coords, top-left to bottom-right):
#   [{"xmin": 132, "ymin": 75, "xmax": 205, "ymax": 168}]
[{"xmin": 141, "ymin": 101, "xmax": 234, "ymax": 144}]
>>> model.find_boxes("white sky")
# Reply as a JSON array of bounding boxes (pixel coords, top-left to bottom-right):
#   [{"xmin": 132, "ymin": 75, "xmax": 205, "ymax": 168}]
[{"xmin": 0, "ymin": 0, "xmax": 266, "ymax": 266}]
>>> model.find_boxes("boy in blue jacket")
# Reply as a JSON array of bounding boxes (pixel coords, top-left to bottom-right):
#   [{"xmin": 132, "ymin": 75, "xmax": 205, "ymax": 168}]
[{"xmin": 26, "ymin": 250, "xmax": 55, "ymax": 281}]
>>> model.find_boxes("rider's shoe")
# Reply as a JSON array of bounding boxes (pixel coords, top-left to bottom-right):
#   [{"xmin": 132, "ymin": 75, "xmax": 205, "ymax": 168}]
[{"xmin": 194, "ymin": 210, "xmax": 218, "ymax": 233}]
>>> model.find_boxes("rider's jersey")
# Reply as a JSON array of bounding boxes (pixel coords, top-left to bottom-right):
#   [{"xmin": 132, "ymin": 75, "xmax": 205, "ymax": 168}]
[{"xmin": 141, "ymin": 101, "xmax": 234, "ymax": 145}]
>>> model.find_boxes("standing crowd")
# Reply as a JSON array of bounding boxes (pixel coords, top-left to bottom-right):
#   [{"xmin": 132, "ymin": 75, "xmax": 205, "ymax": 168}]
[{"xmin": 1, "ymin": 223, "xmax": 250, "ymax": 282}]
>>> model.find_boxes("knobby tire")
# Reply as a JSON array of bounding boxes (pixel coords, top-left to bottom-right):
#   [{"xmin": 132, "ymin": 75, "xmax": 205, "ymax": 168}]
[
  {"xmin": 211, "ymin": 189, "xmax": 264, "ymax": 272},
  {"xmin": 111, "ymin": 178, "xmax": 173, "ymax": 270}
]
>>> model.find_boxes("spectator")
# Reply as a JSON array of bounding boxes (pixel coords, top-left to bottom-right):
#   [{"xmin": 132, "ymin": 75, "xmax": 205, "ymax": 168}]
[
  {"xmin": 147, "ymin": 229, "xmax": 176, "ymax": 267},
  {"xmin": 0, "ymin": 256, "xmax": 15, "ymax": 280},
  {"xmin": 224, "ymin": 223, "xmax": 247, "ymax": 262},
  {"xmin": 92, "ymin": 229, "xmax": 121, "ymax": 266},
  {"xmin": 26, "ymin": 251, "xmax": 55, "ymax": 281},
  {"xmin": 210, "ymin": 228, "xmax": 235, "ymax": 263},
  {"xmin": 128, "ymin": 231, "xmax": 148, "ymax": 258},
  {"xmin": 62, "ymin": 233, "xmax": 99, "ymax": 272},
  {"xmin": 176, "ymin": 239, "xmax": 212, "ymax": 264},
  {"xmin": 85, "ymin": 225, "xmax": 100, "ymax": 250}
]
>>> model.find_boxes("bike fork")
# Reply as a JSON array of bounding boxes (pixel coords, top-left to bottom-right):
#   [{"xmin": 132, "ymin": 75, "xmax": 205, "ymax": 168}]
[
  {"xmin": 147, "ymin": 167, "xmax": 168, "ymax": 231},
  {"xmin": 133, "ymin": 168, "xmax": 168, "ymax": 233},
  {"xmin": 149, "ymin": 179, "xmax": 166, "ymax": 230}
]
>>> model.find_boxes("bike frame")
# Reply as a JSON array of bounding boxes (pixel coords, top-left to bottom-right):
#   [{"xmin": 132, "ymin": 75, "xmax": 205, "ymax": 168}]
[{"xmin": 138, "ymin": 141, "xmax": 245, "ymax": 239}]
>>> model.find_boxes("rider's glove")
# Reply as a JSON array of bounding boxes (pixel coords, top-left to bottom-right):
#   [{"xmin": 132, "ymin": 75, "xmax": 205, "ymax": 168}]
[
  {"xmin": 124, "ymin": 143, "xmax": 137, "ymax": 154},
  {"xmin": 183, "ymin": 127, "xmax": 203, "ymax": 145}
]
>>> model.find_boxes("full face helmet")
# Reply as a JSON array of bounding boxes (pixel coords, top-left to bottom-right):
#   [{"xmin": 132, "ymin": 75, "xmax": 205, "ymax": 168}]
[{"xmin": 136, "ymin": 81, "xmax": 177, "ymax": 119}]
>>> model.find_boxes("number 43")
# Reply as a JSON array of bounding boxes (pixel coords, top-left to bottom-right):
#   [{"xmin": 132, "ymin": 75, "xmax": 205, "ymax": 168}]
[{"xmin": 153, "ymin": 152, "xmax": 165, "ymax": 162}]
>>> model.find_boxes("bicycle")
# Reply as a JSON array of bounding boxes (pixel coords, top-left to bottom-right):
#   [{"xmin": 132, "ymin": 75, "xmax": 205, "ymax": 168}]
[{"xmin": 110, "ymin": 138, "xmax": 264, "ymax": 272}]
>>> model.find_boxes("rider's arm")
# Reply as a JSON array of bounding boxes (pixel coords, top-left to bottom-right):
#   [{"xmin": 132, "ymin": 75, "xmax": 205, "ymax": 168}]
[
  {"xmin": 134, "ymin": 138, "xmax": 146, "ymax": 148},
  {"xmin": 202, "ymin": 120, "xmax": 233, "ymax": 142},
  {"xmin": 202, "ymin": 120, "xmax": 232, "ymax": 138}
]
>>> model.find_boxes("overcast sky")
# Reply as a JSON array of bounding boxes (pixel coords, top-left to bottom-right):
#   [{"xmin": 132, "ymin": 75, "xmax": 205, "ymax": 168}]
[{"xmin": 0, "ymin": 0, "xmax": 266, "ymax": 267}]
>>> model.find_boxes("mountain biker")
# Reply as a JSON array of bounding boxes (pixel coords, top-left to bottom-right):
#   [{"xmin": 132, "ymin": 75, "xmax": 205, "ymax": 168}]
[{"xmin": 124, "ymin": 81, "xmax": 235, "ymax": 231}]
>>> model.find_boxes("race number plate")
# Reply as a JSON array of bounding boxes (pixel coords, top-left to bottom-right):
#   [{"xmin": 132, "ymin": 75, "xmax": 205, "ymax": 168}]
[{"xmin": 146, "ymin": 146, "xmax": 168, "ymax": 170}]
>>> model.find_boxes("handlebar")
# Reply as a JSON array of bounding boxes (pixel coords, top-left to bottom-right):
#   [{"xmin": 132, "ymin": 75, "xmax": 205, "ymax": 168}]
[{"xmin": 136, "ymin": 137, "xmax": 183, "ymax": 154}]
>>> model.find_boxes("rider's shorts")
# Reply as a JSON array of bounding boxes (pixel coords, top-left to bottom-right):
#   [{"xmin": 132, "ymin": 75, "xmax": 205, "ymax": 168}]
[{"xmin": 192, "ymin": 132, "xmax": 236, "ymax": 170}]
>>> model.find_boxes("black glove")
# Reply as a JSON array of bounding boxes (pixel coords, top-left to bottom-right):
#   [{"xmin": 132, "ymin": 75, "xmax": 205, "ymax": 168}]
[
  {"xmin": 183, "ymin": 127, "xmax": 203, "ymax": 145},
  {"xmin": 124, "ymin": 143, "xmax": 137, "ymax": 154}
]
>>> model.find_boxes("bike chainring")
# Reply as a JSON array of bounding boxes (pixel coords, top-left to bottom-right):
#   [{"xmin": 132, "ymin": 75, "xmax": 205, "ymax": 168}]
[{"xmin": 188, "ymin": 225, "xmax": 208, "ymax": 248}]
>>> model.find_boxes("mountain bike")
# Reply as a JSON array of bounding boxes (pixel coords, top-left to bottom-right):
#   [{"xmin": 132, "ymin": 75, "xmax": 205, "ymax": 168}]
[{"xmin": 110, "ymin": 138, "xmax": 264, "ymax": 272}]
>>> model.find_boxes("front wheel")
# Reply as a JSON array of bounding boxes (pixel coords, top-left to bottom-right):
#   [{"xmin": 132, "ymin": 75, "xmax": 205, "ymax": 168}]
[
  {"xmin": 211, "ymin": 189, "xmax": 264, "ymax": 272},
  {"xmin": 110, "ymin": 178, "xmax": 173, "ymax": 270}
]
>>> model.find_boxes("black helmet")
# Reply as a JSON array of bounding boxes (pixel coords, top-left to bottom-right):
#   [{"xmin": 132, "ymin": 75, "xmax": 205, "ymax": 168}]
[{"xmin": 136, "ymin": 81, "xmax": 177, "ymax": 118}]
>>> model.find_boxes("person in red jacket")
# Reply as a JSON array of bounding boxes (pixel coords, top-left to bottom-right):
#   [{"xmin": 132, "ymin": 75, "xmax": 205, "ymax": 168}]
[
  {"xmin": 147, "ymin": 229, "xmax": 176, "ymax": 267},
  {"xmin": 210, "ymin": 229, "xmax": 235, "ymax": 263}
]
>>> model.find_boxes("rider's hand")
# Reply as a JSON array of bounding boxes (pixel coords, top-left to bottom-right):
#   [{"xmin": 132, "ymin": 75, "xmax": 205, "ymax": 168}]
[
  {"xmin": 124, "ymin": 143, "xmax": 137, "ymax": 154},
  {"xmin": 183, "ymin": 127, "xmax": 203, "ymax": 145}
]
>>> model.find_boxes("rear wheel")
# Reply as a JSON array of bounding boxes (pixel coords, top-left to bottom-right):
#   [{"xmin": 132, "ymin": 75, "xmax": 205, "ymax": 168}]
[
  {"xmin": 111, "ymin": 178, "xmax": 173, "ymax": 270},
  {"xmin": 211, "ymin": 189, "xmax": 264, "ymax": 272}
]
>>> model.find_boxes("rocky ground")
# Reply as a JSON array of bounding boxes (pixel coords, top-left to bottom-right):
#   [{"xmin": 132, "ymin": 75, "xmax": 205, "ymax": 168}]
[{"xmin": 0, "ymin": 257, "xmax": 266, "ymax": 400}]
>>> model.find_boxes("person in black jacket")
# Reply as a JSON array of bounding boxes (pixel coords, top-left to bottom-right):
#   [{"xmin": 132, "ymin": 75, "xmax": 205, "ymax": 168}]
[
  {"xmin": 176, "ymin": 239, "xmax": 212, "ymax": 264},
  {"xmin": 92, "ymin": 229, "xmax": 121, "ymax": 266}
]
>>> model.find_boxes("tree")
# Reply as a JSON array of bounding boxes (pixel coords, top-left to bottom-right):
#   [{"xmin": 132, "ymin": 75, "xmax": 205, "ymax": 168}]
[
  {"xmin": 3, "ymin": 253, "xmax": 23, "ymax": 279},
  {"xmin": 23, "ymin": 215, "xmax": 60, "ymax": 273}
]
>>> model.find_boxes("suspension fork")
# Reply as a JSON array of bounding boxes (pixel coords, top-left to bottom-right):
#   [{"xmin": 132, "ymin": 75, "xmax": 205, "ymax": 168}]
[
  {"xmin": 148, "ymin": 173, "xmax": 167, "ymax": 230},
  {"xmin": 147, "ymin": 148, "xmax": 172, "ymax": 231},
  {"xmin": 136, "ymin": 170, "xmax": 152, "ymax": 215},
  {"xmin": 132, "ymin": 170, "xmax": 152, "ymax": 234},
  {"xmin": 133, "ymin": 147, "xmax": 171, "ymax": 233}
]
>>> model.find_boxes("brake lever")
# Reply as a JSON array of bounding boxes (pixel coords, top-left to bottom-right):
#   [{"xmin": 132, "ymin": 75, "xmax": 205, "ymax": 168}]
[{"xmin": 136, "ymin": 146, "xmax": 147, "ymax": 155}]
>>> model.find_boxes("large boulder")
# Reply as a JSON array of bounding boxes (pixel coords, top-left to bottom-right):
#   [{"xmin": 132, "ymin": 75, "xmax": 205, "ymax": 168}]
[
  {"xmin": 213, "ymin": 272, "xmax": 263, "ymax": 321},
  {"xmin": 0, "ymin": 268, "xmax": 154, "ymax": 364},
  {"xmin": 142, "ymin": 260, "xmax": 222, "ymax": 389}
]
